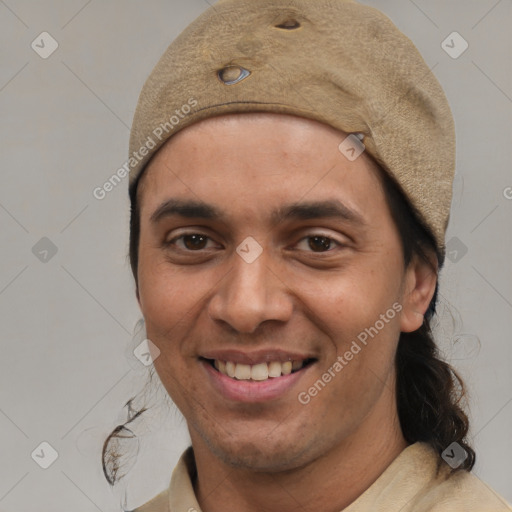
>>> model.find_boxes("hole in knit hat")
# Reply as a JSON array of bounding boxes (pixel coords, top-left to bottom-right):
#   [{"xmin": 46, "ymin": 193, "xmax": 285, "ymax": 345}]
[
  {"xmin": 218, "ymin": 65, "xmax": 251, "ymax": 85},
  {"xmin": 275, "ymin": 19, "xmax": 301, "ymax": 29}
]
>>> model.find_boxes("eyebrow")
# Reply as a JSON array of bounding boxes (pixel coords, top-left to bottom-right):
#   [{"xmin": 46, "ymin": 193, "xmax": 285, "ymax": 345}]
[{"xmin": 149, "ymin": 198, "xmax": 366, "ymax": 227}]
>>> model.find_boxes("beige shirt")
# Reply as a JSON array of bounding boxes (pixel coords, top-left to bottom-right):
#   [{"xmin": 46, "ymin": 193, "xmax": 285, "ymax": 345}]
[{"xmin": 132, "ymin": 442, "xmax": 512, "ymax": 511}]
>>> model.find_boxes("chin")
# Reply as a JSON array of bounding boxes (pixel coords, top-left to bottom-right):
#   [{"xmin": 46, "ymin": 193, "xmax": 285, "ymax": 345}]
[
  {"xmin": 215, "ymin": 444, "xmax": 304, "ymax": 473},
  {"xmin": 199, "ymin": 428, "xmax": 320, "ymax": 473}
]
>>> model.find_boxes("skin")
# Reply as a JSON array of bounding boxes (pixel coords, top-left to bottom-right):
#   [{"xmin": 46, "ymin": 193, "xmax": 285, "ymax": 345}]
[{"xmin": 135, "ymin": 113, "xmax": 437, "ymax": 512}]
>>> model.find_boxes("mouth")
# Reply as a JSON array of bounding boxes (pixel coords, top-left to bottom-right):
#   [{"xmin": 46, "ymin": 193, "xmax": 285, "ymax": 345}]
[
  {"xmin": 199, "ymin": 349, "xmax": 318, "ymax": 402},
  {"xmin": 201, "ymin": 357, "xmax": 317, "ymax": 381}
]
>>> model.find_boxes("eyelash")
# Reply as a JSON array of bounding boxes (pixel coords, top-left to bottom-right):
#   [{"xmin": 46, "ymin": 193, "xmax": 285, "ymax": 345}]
[{"xmin": 165, "ymin": 232, "xmax": 344, "ymax": 254}]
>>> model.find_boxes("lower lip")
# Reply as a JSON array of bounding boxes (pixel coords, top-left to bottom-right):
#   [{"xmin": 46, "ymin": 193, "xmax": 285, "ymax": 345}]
[{"xmin": 201, "ymin": 360, "xmax": 312, "ymax": 403}]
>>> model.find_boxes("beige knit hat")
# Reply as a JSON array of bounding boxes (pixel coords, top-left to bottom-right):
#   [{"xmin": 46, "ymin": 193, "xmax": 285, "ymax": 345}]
[{"xmin": 128, "ymin": 0, "xmax": 455, "ymax": 262}]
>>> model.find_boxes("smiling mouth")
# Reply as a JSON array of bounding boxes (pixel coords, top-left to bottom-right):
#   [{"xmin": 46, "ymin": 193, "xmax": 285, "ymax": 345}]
[{"xmin": 202, "ymin": 358, "xmax": 316, "ymax": 381}]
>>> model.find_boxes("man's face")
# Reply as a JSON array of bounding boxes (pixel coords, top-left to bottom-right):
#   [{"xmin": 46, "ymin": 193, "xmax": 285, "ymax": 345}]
[{"xmin": 136, "ymin": 113, "xmax": 413, "ymax": 471}]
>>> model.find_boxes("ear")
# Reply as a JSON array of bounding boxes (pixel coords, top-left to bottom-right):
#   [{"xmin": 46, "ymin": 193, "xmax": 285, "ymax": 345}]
[{"xmin": 400, "ymin": 253, "xmax": 438, "ymax": 333}]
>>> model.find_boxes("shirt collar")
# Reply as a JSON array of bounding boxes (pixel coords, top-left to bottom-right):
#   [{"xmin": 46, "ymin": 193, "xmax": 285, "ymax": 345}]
[{"xmin": 166, "ymin": 442, "xmax": 447, "ymax": 512}]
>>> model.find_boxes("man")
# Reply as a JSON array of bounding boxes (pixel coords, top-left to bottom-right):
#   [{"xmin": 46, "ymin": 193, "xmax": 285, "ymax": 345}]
[{"xmin": 104, "ymin": 0, "xmax": 512, "ymax": 510}]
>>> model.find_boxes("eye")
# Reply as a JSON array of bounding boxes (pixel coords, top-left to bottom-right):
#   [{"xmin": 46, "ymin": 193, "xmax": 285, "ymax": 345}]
[
  {"xmin": 165, "ymin": 232, "xmax": 345, "ymax": 254},
  {"xmin": 295, "ymin": 234, "xmax": 343, "ymax": 253},
  {"xmin": 166, "ymin": 233, "xmax": 217, "ymax": 251}
]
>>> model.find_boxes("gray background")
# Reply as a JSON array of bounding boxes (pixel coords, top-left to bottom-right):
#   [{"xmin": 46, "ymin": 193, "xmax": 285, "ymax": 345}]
[{"xmin": 0, "ymin": 0, "xmax": 511, "ymax": 510}]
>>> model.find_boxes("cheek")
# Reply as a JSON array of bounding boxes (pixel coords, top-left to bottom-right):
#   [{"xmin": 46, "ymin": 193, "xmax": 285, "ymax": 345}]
[
  {"xmin": 136, "ymin": 254, "xmax": 225, "ymax": 362},
  {"xmin": 289, "ymin": 258, "xmax": 403, "ymax": 401},
  {"xmin": 136, "ymin": 256, "xmax": 188, "ymax": 361},
  {"xmin": 291, "ymin": 263, "xmax": 403, "ymax": 339},
  {"xmin": 137, "ymin": 253, "xmax": 197, "ymax": 325},
  {"xmin": 153, "ymin": 354, "xmax": 203, "ymax": 420}
]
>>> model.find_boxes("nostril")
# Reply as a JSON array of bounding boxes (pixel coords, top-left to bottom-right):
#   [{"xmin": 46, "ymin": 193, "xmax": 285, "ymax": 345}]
[{"xmin": 275, "ymin": 19, "xmax": 301, "ymax": 30}]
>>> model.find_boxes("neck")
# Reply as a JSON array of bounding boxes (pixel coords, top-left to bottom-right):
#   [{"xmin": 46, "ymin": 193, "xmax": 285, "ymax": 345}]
[{"xmin": 191, "ymin": 380, "xmax": 408, "ymax": 512}]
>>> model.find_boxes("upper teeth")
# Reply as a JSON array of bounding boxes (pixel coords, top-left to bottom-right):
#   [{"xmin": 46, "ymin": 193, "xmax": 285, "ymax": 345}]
[{"xmin": 214, "ymin": 359, "xmax": 305, "ymax": 381}]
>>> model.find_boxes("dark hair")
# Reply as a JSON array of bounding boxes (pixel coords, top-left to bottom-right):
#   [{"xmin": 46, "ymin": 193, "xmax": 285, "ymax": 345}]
[
  {"xmin": 377, "ymin": 167, "xmax": 475, "ymax": 472},
  {"xmin": 103, "ymin": 155, "xmax": 475, "ymax": 486}
]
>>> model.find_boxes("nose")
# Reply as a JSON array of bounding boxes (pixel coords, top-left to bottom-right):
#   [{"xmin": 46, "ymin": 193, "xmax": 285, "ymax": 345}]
[{"xmin": 207, "ymin": 247, "xmax": 293, "ymax": 334}]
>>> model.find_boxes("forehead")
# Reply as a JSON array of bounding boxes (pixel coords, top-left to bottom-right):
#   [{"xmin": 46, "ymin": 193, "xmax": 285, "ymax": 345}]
[{"xmin": 136, "ymin": 113, "xmax": 385, "ymax": 221}]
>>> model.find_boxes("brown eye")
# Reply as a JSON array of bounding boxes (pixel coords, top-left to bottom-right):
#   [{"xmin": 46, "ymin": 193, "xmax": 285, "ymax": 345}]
[
  {"xmin": 182, "ymin": 234, "xmax": 208, "ymax": 250},
  {"xmin": 166, "ymin": 233, "xmax": 215, "ymax": 252},
  {"xmin": 293, "ymin": 233, "xmax": 344, "ymax": 254},
  {"xmin": 308, "ymin": 236, "xmax": 334, "ymax": 252}
]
